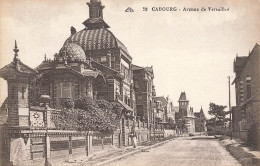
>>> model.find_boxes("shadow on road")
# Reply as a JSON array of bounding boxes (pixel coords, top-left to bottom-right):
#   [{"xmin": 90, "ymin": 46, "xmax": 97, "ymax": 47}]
[{"xmin": 191, "ymin": 136, "xmax": 219, "ymax": 140}]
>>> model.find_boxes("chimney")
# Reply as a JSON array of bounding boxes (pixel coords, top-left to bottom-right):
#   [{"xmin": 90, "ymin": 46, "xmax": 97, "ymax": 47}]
[
  {"xmin": 87, "ymin": 0, "xmax": 104, "ymax": 19},
  {"xmin": 70, "ymin": 26, "xmax": 77, "ymax": 35}
]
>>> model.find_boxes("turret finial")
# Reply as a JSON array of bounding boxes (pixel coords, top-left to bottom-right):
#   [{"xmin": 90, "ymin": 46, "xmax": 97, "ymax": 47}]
[
  {"xmin": 13, "ymin": 40, "xmax": 20, "ymax": 60},
  {"xmin": 13, "ymin": 40, "xmax": 20, "ymax": 62},
  {"xmin": 13, "ymin": 40, "xmax": 20, "ymax": 71}
]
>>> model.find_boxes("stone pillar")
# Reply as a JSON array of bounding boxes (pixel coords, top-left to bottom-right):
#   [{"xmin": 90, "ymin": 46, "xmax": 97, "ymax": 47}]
[
  {"xmin": 89, "ymin": 134, "xmax": 92, "ymax": 151},
  {"xmin": 46, "ymin": 110, "xmax": 51, "ymax": 128},
  {"xmin": 46, "ymin": 136, "xmax": 50, "ymax": 158}
]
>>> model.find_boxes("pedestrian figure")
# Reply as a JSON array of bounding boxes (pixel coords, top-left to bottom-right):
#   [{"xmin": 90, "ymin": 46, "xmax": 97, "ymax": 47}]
[
  {"xmin": 129, "ymin": 124, "xmax": 137, "ymax": 148},
  {"xmin": 132, "ymin": 131, "xmax": 137, "ymax": 148}
]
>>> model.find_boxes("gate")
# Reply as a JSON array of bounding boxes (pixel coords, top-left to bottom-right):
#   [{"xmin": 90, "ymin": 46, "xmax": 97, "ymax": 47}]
[{"xmin": 30, "ymin": 134, "xmax": 45, "ymax": 160}]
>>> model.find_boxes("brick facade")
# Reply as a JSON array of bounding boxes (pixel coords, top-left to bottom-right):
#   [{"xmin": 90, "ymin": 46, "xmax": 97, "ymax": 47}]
[
  {"xmin": 133, "ymin": 65, "xmax": 155, "ymax": 125},
  {"xmin": 233, "ymin": 44, "xmax": 260, "ymax": 132},
  {"xmin": 232, "ymin": 43, "xmax": 260, "ymax": 142}
]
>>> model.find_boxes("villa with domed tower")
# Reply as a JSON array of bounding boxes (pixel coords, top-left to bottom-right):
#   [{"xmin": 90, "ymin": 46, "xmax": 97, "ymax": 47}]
[{"xmin": 0, "ymin": 0, "xmax": 156, "ymax": 164}]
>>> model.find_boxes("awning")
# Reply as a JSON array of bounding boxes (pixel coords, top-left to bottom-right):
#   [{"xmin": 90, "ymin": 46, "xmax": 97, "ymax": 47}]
[{"xmin": 117, "ymin": 100, "xmax": 133, "ymax": 112}]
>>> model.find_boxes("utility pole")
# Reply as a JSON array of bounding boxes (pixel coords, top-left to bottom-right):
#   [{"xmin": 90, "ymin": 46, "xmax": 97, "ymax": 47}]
[{"xmin": 228, "ymin": 76, "xmax": 233, "ymax": 140}]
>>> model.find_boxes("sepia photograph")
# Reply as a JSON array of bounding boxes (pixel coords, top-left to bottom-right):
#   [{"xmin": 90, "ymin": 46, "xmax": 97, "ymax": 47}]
[{"xmin": 0, "ymin": 0, "xmax": 259, "ymax": 165}]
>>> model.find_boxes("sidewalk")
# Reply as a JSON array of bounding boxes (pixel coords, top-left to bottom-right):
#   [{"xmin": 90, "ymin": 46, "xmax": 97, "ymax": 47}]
[
  {"xmin": 89, "ymin": 137, "xmax": 175, "ymax": 166},
  {"xmin": 22, "ymin": 137, "xmax": 175, "ymax": 166},
  {"xmin": 219, "ymin": 136, "xmax": 260, "ymax": 166},
  {"xmin": 23, "ymin": 146, "xmax": 120, "ymax": 166}
]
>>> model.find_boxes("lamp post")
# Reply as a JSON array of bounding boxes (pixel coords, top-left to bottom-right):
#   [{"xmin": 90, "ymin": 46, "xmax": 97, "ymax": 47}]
[
  {"xmin": 228, "ymin": 76, "xmax": 233, "ymax": 140},
  {"xmin": 39, "ymin": 95, "xmax": 51, "ymax": 166}
]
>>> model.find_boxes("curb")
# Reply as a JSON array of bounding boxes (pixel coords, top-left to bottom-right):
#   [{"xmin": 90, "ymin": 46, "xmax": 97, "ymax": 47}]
[
  {"xmin": 94, "ymin": 138, "xmax": 174, "ymax": 166},
  {"xmin": 220, "ymin": 141, "xmax": 260, "ymax": 166}
]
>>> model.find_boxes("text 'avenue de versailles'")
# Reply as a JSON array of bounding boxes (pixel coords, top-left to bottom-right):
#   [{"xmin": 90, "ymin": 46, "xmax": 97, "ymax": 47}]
[{"xmin": 0, "ymin": 0, "xmax": 207, "ymax": 164}]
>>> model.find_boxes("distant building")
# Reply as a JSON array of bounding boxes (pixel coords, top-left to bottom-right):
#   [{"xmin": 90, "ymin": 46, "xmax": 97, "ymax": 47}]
[
  {"xmin": 232, "ymin": 43, "xmax": 260, "ymax": 142},
  {"xmin": 194, "ymin": 107, "xmax": 207, "ymax": 133},
  {"xmin": 154, "ymin": 96, "xmax": 167, "ymax": 130},
  {"xmin": 153, "ymin": 96, "xmax": 177, "ymax": 131},
  {"xmin": 132, "ymin": 65, "xmax": 155, "ymax": 127},
  {"xmin": 175, "ymin": 92, "xmax": 195, "ymax": 134},
  {"xmin": 166, "ymin": 97, "xmax": 175, "ymax": 123}
]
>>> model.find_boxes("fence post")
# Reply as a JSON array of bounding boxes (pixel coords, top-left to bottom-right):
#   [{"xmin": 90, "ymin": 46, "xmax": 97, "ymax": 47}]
[
  {"xmin": 85, "ymin": 133, "xmax": 89, "ymax": 156},
  {"xmin": 101, "ymin": 137, "xmax": 104, "ymax": 149},
  {"xmin": 69, "ymin": 135, "xmax": 72, "ymax": 155},
  {"xmin": 119, "ymin": 133, "xmax": 121, "ymax": 148},
  {"xmin": 112, "ymin": 134, "xmax": 114, "ymax": 145},
  {"xmin": 30, "ymin": 138, "xmax": 33, "ymax": 160}
]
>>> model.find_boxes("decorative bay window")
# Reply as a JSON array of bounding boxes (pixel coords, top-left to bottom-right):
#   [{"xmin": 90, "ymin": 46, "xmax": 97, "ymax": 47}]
[
  {"xmin": 86, "ymin": 81, "xmax": 93, "ymax": 98},
  {"xmin": 56, "ymin": 82, "xmax": 75, "ymax": 107},
  {"xmin": 57, "ymin": 82, "xmax": 73, "ymax": 98}
]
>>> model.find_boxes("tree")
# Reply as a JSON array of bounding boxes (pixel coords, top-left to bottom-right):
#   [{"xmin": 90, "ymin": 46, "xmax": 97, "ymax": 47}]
[
  {"xmin": 167, "ymin": 118, "xmax": 175, "ymax": 130},
  {"xmin": 28, "ymin": 77, "xmax": 41, "ymax": 106},
  {"xmin": 96, "ymin": 99, "xmax": 123, "ymax": 133},
  {"xmin": 206, "ymin": 102, "xmax": 227, "ymax": 135},
  {"xmin": 175, "ymin": 111, "xmax": 187, "ymax": 135}
]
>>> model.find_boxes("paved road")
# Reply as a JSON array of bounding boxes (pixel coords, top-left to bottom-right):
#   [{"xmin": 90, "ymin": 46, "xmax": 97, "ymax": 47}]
[{"xmin": 108, "ymin": 137, "xmax": 240, "ymax": 166}]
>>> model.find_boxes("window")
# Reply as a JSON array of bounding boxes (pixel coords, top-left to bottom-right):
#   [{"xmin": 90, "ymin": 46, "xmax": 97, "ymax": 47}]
[
  {"xmin": 111, "ymin": 56, "xmax": 115, "ymax": 61},
  {"xmin": 239, "ymin": 81, "xmax": 244, "ymax": 102},
  {"xmin": 22, "ymin": 86, "xmax": 25, "ymax": 99},
  {"xmin": 246, "ymin": 76, "xmax": 251, "ymax": 99},
  {"xmin": 127, "ymin": 98, "xmax": 131, "ymax": 106},
  {"xmin": 137, "ymin": 95, "xmax": 142, "ymax": 101},
  {"xmin": 57, "ymin": 82, "xmax": 73, "ymax": 98},
  {"xmin": 100, "ymin": 56, "xmax": 107, "ymax": 62},
  {"xmin": 124, "ymin": 95, "xmax": 128, "ymax": 104},
  {"xmin": 95, "ymin": 57, "xmax": 101, "ymax": 62},
  {"xmin": 247, "ymin": 84, "xmax": 251, "ymax": 99}
]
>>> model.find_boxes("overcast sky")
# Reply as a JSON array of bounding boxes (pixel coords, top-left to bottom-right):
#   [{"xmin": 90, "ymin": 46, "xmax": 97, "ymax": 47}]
[{"xmin": 1, "ymin": 0, "xmax": 260, "ymax": 118}]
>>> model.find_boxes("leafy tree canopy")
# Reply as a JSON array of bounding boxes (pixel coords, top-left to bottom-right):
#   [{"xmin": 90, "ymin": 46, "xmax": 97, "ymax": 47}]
[
  {"xmin": 206, "ymin": 102, "xmax": 228, "ymax": 132},
  {"xmin": 53, "ymin": 97, "xmax": 123, "ymax": 136},
  {"xmin": 208, "ymin": 102, "xmax": 227, "ymax": 122}
]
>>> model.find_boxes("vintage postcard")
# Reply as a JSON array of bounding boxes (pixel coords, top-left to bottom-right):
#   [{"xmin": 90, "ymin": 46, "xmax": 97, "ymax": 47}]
[{"xmin": 0, "ymin": 0, "xmax": 259, "ymax": 166}]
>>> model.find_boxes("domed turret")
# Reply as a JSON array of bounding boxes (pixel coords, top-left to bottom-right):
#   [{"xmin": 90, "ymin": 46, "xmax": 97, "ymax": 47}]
[{"xmin": 59, "ymin": 43, "xmax": 86, "ymax": 62}]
